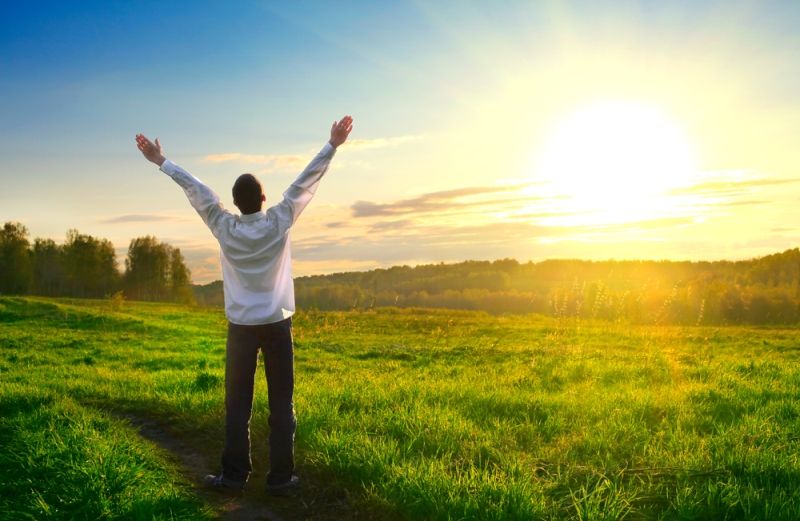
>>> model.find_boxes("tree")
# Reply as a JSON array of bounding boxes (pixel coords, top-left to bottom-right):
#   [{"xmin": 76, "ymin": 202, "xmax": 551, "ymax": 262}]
[
  {"xmin": 169, "ymin": 247, "xmax": 194, "ymax": 304},
  {"xmin": 0, "ymin": 222, "xmax": 32, "ymax": 294},
  {"xmin": 125, "ymin": 236, "xmax": 170, "ymax": 301},
  {"xmin": 31, "ymin": 238, "xmax": 62, "ymax": 296},
  {"xmin": 61, "ymin": 230, "xmax": 119, "ymax": 298},
  {"xmin": 124, "ymin": 236, "xmax": 193, "ymax": 303}
]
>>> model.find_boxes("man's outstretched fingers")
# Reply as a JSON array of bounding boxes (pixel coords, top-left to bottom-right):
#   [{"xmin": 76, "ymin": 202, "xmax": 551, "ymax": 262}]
[{"xmin": 134, "ymin": 133, "xmax": 166, "ymax": 166}]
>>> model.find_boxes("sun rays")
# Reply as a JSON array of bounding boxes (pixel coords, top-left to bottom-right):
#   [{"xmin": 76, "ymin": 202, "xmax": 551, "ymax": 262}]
[{"xmin": 529, "ymin": 99, "xmax": 699, "ymax": 226}]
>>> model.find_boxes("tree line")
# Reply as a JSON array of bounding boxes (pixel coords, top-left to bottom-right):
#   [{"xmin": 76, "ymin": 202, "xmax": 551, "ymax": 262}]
[
  {"xmin": 0, "ymin": 221, "xmax": 193, "ymax": 303},
  {"xmin": 6, "ymin": 218, "xmax": 799, "ymax": 325},
  {"xmin": 274, "ymin": 250, "xmax": 800, "ymax": 325}
]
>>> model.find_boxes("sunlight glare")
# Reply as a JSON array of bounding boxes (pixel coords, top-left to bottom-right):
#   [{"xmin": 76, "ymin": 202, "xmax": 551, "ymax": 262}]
[{"xmin": 530, "ymin": 100, "xmax": 698, "ymax": 225}]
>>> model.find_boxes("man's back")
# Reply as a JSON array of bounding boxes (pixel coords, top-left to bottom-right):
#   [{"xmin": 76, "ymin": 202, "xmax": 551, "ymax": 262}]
[
  {"xmin": 218, "ymin": 211, "xmax": 296, "ymax": 325},
  {"xmin": 158, "ymin": 142, "xmax": 337, "ymax": 325}
]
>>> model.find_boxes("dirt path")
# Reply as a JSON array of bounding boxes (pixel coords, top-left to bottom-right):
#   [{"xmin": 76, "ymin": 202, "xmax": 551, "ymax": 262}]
[
  {"xmin": 112, "ymin": 411, "xmax": 392, "ymax": 520},
  {"xmin": 121, "ymin": 413, "xmax": 289, "ymax": 521}
]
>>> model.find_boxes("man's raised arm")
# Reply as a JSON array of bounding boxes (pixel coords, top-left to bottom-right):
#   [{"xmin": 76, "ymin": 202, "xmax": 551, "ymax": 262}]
[
  {"xmin": 135, "ymin": 133, "xmax": 232, "ymax": 237},
  {"xmin": 270, "ymin": 115, "xmax": 354, "ymax": 231}
]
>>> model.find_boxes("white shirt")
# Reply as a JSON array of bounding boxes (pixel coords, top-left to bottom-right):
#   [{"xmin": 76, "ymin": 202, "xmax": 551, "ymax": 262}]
[{"xmin": 160, "ymin": 143, "xmax": 336, "ymax": 325}]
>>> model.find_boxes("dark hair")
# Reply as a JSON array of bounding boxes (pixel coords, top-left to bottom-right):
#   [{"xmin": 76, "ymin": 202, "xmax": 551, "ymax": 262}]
[{"xmin": 232, "ymin": 173, "xmax": 263, "ymax": 214}]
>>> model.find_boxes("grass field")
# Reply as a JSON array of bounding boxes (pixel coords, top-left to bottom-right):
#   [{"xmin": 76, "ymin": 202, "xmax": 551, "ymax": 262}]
[{"xmin": 1, "ymin": 296, "xmax": 799, "ymax": 520}]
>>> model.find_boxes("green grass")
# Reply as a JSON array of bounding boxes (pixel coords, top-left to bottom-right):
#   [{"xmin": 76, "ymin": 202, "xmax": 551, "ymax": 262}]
[
  {"xmin": 1, "ymin": 296, "xmax": 799, "ymax": 520},
  {"xmin": 0, "ymin": 386, "xmax": 214, "ymax": 520}
]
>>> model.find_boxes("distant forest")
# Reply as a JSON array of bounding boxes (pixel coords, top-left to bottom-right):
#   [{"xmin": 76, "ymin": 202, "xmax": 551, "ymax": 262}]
[
  {"xmin": 0, "ymin": 222, "xmax": 193, "ymax": 303},
  {"xmin": 5, "ymin": 219, "xmax": 799, "ymax": 325},
  {"xmin": 195, "ymin": 249, "xmax": 800, "ymax": 325}
]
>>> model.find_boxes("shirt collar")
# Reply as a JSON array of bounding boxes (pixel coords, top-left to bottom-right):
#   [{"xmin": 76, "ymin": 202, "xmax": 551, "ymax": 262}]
[{"xmin": 239, "ymin": 211, "xmax": 264, "ymax": 223}]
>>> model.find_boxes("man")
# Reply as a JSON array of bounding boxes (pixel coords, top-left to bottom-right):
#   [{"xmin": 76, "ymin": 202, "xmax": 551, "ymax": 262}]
[{"xmin": 134, "ymin": 115, "xmax": 353, "ymax": 496}]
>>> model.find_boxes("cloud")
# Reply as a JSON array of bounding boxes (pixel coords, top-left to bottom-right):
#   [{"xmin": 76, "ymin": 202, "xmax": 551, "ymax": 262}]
[
  {"xmin": 715, "ymin": 199, "xmax": 768, "ymax": 207},
  {"xmin": 200, "ymin": 135, "xmax": 423, "ymax": 175},
  {"xmin": 203, "ymin": 152, "xmax": 305, "ymax": 168},
  {"xmin": 670, "ymin": 177, "xmax": 800, "ymax": 196},
  {"xmin": 351, "ymin": 185, "xmax": 532, "ymax": 217},
  {"xmin": 368, "ymin": 219, "xmax": 416, "ymax": 231},
  {"xmin": 202, "ymin": 135, "xmax": 422, "ymax": 167},
  {"xmin": 291, "ymin": 220, "xmax": 570, "ymax": 265},
  {"xmin": 99, "ymin": 214, "xmax": 185, "ymax": 224},
  {"xmin": 345, "ymin": 135, "xmax": 423, "ymax": 150}
]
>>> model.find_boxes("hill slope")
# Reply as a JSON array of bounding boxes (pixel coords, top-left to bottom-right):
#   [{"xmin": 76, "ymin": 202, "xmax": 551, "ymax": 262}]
[{"xmin": 195, "ymin": 248, "xmax": 800, "ymax": 324}]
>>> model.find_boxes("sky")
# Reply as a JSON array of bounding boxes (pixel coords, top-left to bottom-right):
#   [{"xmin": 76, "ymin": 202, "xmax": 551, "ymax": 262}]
[{"xmin": 1, "ymin": 0, "xmax": 799, "ymax": 283}]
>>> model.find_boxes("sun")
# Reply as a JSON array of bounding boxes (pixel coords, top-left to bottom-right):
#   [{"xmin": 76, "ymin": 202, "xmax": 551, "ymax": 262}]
[{"xmin": 530, "ymin": 100, "xmax": 698, "ymax": 225}]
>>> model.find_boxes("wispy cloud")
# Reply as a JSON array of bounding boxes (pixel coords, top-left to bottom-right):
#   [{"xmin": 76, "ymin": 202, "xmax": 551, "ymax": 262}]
[
  {"xmin": 99, "ymin": 214, "xmax": 186, "ymax": 224},
  {"xmin": 201, "ymin": 135, "xmax": 423, "ymax": 168},
  {"xmin": 670, "ymin": 177, "xmax": 800, "ymax": 196},
  {"xmin": 351, "ymin": 185, "xmax": 532, "ymax": 218},
  {"xmin": 345, "ymin": 135, "xmax": 423, "ymax": 150},
  {"xmin": 368, "ymin": 219, "xmax": 416, "ymax": 232},
  {"xmin": 715, "ymin": 199, "xmax": 768, "ymax": 207},
  {"xmin": 203, "ymin": 152, "xmax": 305, "ymax": 168},
  {"xmin": 292, "ymin": 220, "xmax": 570, "ymax": 265}
]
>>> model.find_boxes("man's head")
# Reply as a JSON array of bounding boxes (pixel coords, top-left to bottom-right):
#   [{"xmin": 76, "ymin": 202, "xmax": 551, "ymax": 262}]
[{"xmin": 232, "ymin": 173, "xmax": 266, "ymax": 215}]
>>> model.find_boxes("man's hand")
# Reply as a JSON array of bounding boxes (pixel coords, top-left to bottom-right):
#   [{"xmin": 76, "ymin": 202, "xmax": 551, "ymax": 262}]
[
  {"xmin": 329, "ymin": 115, "xmax": 353, "ymax": 148},
  {"xmin": 135, "ymin": 134, "xmax": 166, "ymax": 166}
]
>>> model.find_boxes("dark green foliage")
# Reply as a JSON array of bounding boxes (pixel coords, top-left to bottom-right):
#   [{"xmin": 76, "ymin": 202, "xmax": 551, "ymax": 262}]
[
  {"xmin": 31, "ymin": 238, "xmax": 62, "ymax": 295},
  {"xmin": 193, "ymin": 279, "xmax": 224, "ymax": 307},
  {"xmin": 0, "ymin": 224, "xmax": 119, "ymax": 298},
  {"xmin": 0, "ymin": 221, "xmax": 193, "ymax": 304},
  {"xmin": 169, "ymin": 247, "xmax": 194, "ymax": 304},
  {"xmin": 61, "ymin": 229, "xmax": 119, "ymax": 298},
  {"xmin": 193, "ymin": 371, "xmax": 222, "ymax": 391},
  {"xmin": 281, "ymin": 251, "xmax": 800, "ymax": 324},
  {"xmin": 124, "ymin": 236, "xmax": 194, "ymax": 303},
  {"xmin": 0, "ymin": 222, "xmax": 32, "ymax": 294}
]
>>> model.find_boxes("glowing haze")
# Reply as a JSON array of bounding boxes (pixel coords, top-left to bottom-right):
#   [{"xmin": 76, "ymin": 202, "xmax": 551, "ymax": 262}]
[{"xmin": 1, "ymin": 1, "xmax": 799, "ymax": 283}]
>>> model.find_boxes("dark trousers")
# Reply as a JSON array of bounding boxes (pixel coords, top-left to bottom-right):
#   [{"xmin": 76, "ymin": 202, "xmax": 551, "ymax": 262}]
[{"xmin": 221, "ymin": 318, "xmax": 296, "ymax": 486}]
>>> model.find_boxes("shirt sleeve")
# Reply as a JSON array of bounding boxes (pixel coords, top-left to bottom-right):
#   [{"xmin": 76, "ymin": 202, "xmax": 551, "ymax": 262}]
[
  {"xmin": 267, "ymin": 142, "xmax": 336, "ymax": 234},
  {"xmin": 160, "ymin": 160, "xmax": 233, "ymax": 238}
]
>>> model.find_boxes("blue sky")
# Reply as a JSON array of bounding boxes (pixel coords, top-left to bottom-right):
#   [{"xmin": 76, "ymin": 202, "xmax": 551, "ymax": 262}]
[{"xmin": 2, "ymin": 1, "xmax": 799, "ymax": 282}]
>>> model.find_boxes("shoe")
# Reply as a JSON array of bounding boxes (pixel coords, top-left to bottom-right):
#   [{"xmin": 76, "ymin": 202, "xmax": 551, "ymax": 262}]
[
  {"xmin": 203, "ymin": 473, "xmax": 245, "ymax": 492},
  {"xmin": 267, "ymin": 474, "xmax": 300, "ymax": 497}
]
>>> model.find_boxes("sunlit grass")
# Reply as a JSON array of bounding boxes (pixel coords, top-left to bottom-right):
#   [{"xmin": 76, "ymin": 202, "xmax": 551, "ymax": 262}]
[
  {"xmin": 1, "ymin": 296, "xmax": 798, "ymax": 519},
  {"xmin": 0, "ymin": 384, "xmax": 214, "ymax": 520}
]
